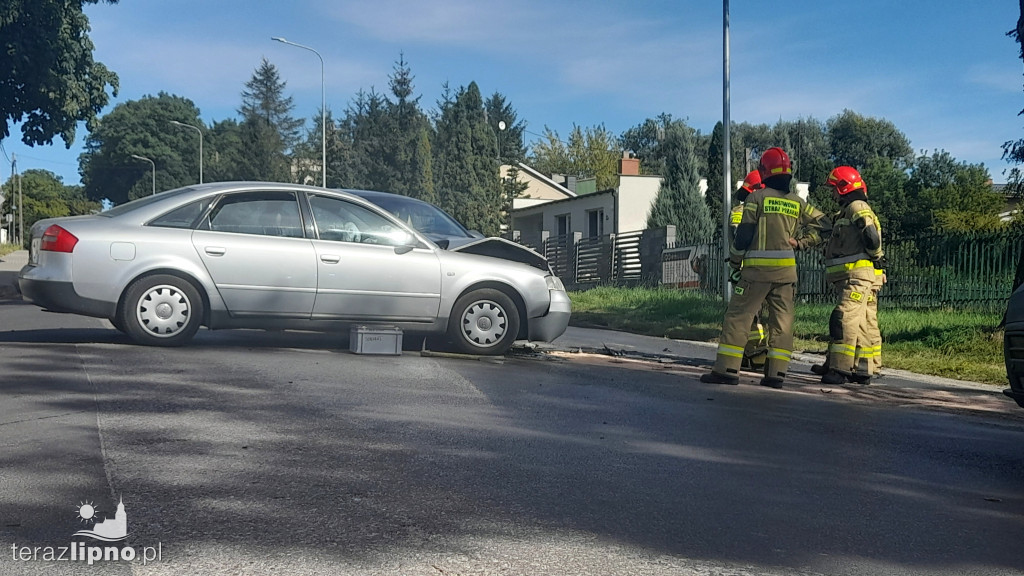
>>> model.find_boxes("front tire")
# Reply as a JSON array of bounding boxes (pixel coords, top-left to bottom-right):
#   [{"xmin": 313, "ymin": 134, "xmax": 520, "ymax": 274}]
[
  {"xmin": 447, "ymin": 289, "xmax": 520, "ymax": 355},
  {"xmin": 120, "ymin": 274, "xmax": 203, "ymax": 347}
]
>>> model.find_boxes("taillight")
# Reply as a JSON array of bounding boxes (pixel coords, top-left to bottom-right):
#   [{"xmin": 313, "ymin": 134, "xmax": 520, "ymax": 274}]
[{"xmin": 40, "ymin": 225, "xmax": 79, "ymax": 253}]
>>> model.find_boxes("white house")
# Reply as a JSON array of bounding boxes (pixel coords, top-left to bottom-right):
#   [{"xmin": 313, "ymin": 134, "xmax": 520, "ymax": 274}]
[
  {"xmin": 510, "ymin": 153, "xmax": 810, "ymax": 247},
  {"xmin": 512, "ymin": 153, "xmax": 702, "ymax": 246},
  {"xmin": 504, "ymin": 162, "xmax": 577, "ymax": 210}
]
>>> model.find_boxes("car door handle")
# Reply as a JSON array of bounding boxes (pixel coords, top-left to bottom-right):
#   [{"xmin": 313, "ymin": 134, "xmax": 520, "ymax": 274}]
[
  {"xmin": 320, "ymin": 254, "xmax": 341, "ymax": 264},
  {"xmin": 204, "ymin": 246, "xmax": 226, "ymax": 256}
]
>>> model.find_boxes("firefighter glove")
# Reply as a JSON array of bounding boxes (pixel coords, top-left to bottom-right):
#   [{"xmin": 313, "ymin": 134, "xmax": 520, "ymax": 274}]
[{"xmin": 729, "ymin": 268, "xmax": 742, "ymax": 284}]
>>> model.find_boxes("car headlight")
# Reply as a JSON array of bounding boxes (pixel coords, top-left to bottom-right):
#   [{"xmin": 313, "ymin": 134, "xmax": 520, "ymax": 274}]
[{"xmin": 545, "ymin": 274, "xmax": 565, "ymax": 291}]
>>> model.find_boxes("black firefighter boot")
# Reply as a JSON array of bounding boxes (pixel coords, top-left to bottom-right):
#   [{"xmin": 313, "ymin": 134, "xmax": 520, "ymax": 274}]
[
  {"xmin": 821, "ymin": 369, "xmax": 848, "ymax": 385},
  {"xmin": 700, "ymin": 372, "xmax": 739, "ymax": 385}
]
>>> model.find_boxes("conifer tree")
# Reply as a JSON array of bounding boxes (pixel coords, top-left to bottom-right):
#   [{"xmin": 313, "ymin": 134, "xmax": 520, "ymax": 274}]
[
  {"xmin": 647, "ymin": 121, "xmax": 713, "ymax": 245},
  {"xmin": 385, "ymin": 55, "xmax": 434, "ymax": 199},
  {"xmin": 237, "ymin": 58, "xmax": 303, "ymax": 182},
  {"xmin": 485, "ymin": 93, "xmax": 527, "ymax": 163},
  {"xmin": 433, "ymin": 82, "xmax": 502, "ymax": 235},
  {"xmin": 344, "ymin": 88, "xmax": 392, "ymax": 191}
]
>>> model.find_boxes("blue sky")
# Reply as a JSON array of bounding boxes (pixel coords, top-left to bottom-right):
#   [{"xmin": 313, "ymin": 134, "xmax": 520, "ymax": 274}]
[{"xmin": 2, "ymin": 0, "xmax": 1022, "ymax": 186}]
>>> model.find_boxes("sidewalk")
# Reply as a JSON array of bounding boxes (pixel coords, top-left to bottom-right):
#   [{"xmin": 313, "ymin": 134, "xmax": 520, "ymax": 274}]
[
  {"xmin": 0, "ymin": 249, "xmax": 27, "ymax": 299},
  {"xmin": 548, "ymin": 325, "xmax": 998, "ymax": 391},
  {"xmin": 542, "ymin": 327, "xmax": 1021, "ymax": 419}
]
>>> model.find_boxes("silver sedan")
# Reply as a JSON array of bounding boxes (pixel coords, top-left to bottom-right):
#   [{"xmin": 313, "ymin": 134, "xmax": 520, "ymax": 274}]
[{"xmin": 18, "ymin": 182, "xmax": 571, "ymax": 355}]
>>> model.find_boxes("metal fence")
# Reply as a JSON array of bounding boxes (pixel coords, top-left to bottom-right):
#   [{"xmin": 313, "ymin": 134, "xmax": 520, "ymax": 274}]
[
  {"xmin": 518, "ymin": 228, "xmax": 674, "ymax": 289},
  {"xmin": 520, "ymin": 226, "xmax": 1024, "ymax": 312}
]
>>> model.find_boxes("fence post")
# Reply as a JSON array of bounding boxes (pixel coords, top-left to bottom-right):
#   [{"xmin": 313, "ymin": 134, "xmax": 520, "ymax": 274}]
[
  {"xmin": 605, "ymin": 233, "xmax": 616, "ymax": 282},
  {"xmin": 639, "ymin": 225, "xmax": 675, "ymax": 286},
  {"xmin": 571, "ymin": 231, "xmax": 582, "ymax": 284}
]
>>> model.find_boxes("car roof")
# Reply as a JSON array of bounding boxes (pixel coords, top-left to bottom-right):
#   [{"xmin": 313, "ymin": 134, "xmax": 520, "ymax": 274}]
[{"xmin": 103, "ymin": 182, "xmax": 377, "ymax": 224}]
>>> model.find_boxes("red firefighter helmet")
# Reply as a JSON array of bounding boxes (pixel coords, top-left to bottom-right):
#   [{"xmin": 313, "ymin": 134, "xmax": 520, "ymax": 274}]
[
  {"xmin": 758, "ymin": 147, "xmax": 793, "ymax": 179},
  {"xmin": 740, "ymin": 170, "xmax": 764, "ymax": 194},
  {"xmin": 825, "ymin": 166, "xmax": 866, "ymax": 195}
]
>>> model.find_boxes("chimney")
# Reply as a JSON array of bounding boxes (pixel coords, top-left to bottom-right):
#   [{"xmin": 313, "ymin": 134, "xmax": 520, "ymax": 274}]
[{"xmin": 619, "ymin": 151, "xmax": 640, "ymax": 176}]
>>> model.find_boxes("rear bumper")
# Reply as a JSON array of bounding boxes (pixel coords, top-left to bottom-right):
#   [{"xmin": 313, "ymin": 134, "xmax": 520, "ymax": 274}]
[
  {"xmin": 18, "ymin": 274, "xmax": 115, "ymax": 319},
  {"xmin": 528, "ymin": 290, "xmax": 572, "ymax": 342}
]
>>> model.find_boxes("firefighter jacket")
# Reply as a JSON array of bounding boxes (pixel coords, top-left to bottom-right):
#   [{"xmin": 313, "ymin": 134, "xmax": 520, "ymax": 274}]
[
  {"xmin": 729, "ymin": 186, "xmax": 827, "ymax": 283},
  {"xmin": 823, "ymin": 199, "xmax": 883, "ymax": 283},
  {"xmin": 729, "ymin": 203, "xmax": 744, "ymax": 240}
]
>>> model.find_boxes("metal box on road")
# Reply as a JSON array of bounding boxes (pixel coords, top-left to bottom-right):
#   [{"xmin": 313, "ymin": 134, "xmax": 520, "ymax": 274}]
[{"xmin": 349, "ymin": 325, "xmax": 403, "ymax": 355}]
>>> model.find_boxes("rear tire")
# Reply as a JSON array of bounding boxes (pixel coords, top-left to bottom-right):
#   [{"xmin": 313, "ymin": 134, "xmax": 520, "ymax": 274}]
[
  {"xmin": 446, "ymin": 289, "xmax": 520, "ymax": 356},
  {"xmin": 120, "ymin": 274, "xmax": 203, "ymax": 347}
]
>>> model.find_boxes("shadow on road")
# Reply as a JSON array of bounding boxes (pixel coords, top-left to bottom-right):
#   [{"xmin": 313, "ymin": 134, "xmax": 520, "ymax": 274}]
[{"xmin": 0, "ymin": 316, "xmax": 1022, "ymax": 574}]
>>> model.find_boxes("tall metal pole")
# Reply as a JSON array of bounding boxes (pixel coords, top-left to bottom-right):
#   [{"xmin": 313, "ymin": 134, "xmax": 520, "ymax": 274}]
[
  {"xmin": 16, "ymin": 155, "xmax": 22, "ymax": 246},
  {"xmin": 170, "ymin": 120, "xmax": 203, "ymax": 184},
  {"xmin": 722, "ymin": 0, "xmax": 733, "ymax": 302},
  {"xmin": 131, "ymin": 155, "xmax": 156, "ymax": 196},
  {"xmin": 273, "ymin": 37, "xmax": 326, "ymax": 188}
]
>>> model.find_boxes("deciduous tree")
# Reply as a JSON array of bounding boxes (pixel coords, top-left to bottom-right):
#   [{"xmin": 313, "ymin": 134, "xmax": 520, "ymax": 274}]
[
  {"xmin": 79, "ymin": 93, "xmax": 202, "ymax": 204},
  {"xmin": 530, "ymin": 124, "xmax": 620, "ymax": 191},
  {"xmin": 1, "ymin": 0, "xmax": 119, "ymax": 147},
  {"xmin": 826, "ymin": 110, "xmax": 913, "ymax": 170},
  {"xmin": 905, "ymin": 150, "xmax": 1002, "ymax": 233}
]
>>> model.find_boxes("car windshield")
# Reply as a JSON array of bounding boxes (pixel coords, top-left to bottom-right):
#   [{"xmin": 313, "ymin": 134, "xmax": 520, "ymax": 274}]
[{"xmin": 355, "ymin": 193, "xmax": 471, "ymax": 238}]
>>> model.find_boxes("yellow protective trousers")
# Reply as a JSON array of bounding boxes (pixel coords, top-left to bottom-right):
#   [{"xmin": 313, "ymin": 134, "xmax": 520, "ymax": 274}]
[
  {"xmin": 826, "ymin": 277, "xmax": 874, "ymax": 375},
  {"xmin": 713, "ymin": 279, "xmax": 796, "ymax": 380},
  {"xmin": 745, "ymin": 315, "xmax": 767, "ymax": 364},
  {"xmin": 855, "ymin": 270, "xmax": 884, "ymax": 375}
]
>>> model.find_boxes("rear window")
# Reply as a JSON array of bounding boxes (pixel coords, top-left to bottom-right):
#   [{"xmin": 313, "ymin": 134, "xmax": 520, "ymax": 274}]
[
  {"xmin": 100, "ymin": 187, "xmax": 198, "ymax": 217},
  {"xmin": 148, "ymin": 198, "xmax": 212, "ymax": 229}
]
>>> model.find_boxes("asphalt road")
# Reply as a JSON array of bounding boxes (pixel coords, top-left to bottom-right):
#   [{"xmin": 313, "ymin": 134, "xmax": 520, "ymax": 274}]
[{"xmin": 1, "ymin": 299, "xmax": 1022, "ymax": 576}]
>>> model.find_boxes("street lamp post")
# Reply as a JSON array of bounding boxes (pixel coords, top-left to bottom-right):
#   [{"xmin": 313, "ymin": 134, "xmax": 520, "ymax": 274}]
[
  {"xmin": 497, "ymin": 120, "xmax": 506, "ymax": 161},
  {"xmin": 722, "ymin": 0, "xmax": 733, "ymax": 302},
  {"xmin": 131, "ymin": 154, "xmax": 156, "ymax": 196},
  {"xmin": 170, "ymin": 120, "xmax": 204, "ymax": 184},
  {"xmin": 272, "ymin": 36, "xmax": 326, "ymax": 188}
]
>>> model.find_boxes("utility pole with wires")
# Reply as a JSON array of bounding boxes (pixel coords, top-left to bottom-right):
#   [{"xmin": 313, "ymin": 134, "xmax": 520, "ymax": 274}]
[{"xmin": 8, "ymin": 154, "xmax": 15, "ymax": 245}]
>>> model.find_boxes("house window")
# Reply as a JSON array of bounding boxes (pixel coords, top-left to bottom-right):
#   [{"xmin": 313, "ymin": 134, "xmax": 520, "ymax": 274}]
[
  {"xmin": 555, "ymin": 213, "xmax": 571, "ymax": 237},
  {"xmin": 587, "ymin": 208, "xmax": 604, "ymax": 238}
]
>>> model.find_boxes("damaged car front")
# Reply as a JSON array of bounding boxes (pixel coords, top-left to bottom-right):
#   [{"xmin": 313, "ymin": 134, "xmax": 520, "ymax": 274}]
[{"xmin": 347, "ymin": 188, "xmax": 570, "ymax": 342}]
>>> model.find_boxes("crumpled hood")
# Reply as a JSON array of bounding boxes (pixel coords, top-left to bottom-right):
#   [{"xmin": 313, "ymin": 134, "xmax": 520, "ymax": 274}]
[{"xmin": 450, "ymin": 237, "xmax": 551, "ymax": 272}]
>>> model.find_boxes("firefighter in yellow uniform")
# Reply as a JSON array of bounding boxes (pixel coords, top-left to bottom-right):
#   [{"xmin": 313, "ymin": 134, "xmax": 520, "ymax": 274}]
[
  {"xmin": 818, "ymin": 166, "xmax": 883, "ymax": 385},
  {"xmin": 701, "ymin": 147, "xmax": 827, "ymax": 388},
  {"xmin": 732, "ymin": 170, "xmax": 768, "ymax": 370}
]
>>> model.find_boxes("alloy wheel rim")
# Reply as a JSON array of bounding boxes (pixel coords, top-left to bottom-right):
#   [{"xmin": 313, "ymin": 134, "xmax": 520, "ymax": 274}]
[
  {"xmin": 461, "ymin": 300, "xmax": 507, "ymax": 348},
  {"xmin": 136, "ymin": 285, "xmax": 191, "ymax": 337}
]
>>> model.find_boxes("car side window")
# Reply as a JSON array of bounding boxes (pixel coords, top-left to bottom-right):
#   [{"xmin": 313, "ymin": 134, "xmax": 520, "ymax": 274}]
[
  {"xmin": 204, "ymin": 192, "xmax": 304, "ymax": 238},
  {"xmin": 309, "ymin": 195, "xmax": 414, "ymax": 247},
  {"xmin": 149, "ymin": 198, "xmax": 212, "ymax": 229}
]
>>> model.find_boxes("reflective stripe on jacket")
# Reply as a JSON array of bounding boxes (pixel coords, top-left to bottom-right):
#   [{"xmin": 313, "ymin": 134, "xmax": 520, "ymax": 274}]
[
  {"xmin": 730, "ymin": 187, "xmax": 826, "ymax": 283},
  {"xmin": 824, "ymin": 199, "xmax": 883, "ymax": 282}
]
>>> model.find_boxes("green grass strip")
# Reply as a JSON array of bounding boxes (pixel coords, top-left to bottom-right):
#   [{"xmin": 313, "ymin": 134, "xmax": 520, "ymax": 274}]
[{"xmin": 569, "ymin": 287, "xmax": 1005, "ymax": 386}]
